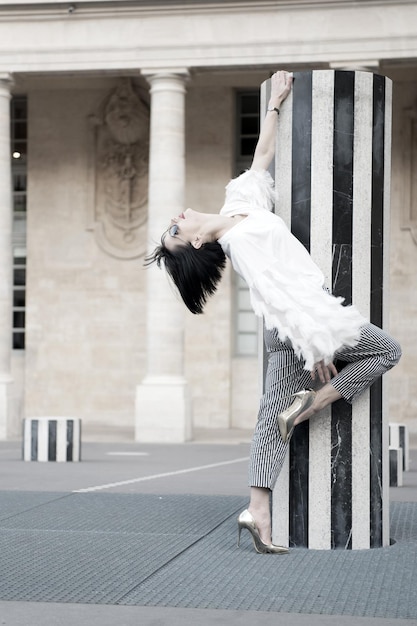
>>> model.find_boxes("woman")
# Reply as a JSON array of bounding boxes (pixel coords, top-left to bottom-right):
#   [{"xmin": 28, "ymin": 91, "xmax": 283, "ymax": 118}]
[{"xmin": 146, "ymin": 71, "xmax": 401, "ymax": 554}]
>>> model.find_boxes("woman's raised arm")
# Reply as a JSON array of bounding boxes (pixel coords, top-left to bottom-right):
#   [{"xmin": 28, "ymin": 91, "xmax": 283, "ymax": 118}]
[{"xmin": 251, "ymin": 70, "xmax": 292, "ymax": 172}]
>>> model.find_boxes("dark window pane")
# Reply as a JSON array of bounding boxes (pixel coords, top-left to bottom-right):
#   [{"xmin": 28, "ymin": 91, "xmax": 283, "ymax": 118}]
[
  {"xmin": 13, "ymin": 268, "xmax": 26, "ymax": 286},
  {"xmin": 240, "ymin": 95, "xmax": 259, "ymax": 115},
  {"xmin": 13, "ymin": 290, "xmax": 25, "ymax": 307},
  {"xmin": 13, "ymin": 195, "xmax": 26, "ymax": 213},
  {"xmin": 13, "ymin": 332, "xmax": 25, "ymax": 350},
  {"xmin": 13, "ymin": 122, "xmax": 27, "ymax": 141},
  {"xmin": 240, "ymin": 137, "xmax": 257, "ymax": 156},
  {"xmin": 241, "ymin": 116, "xmax": 259, "ymax": 135},
  {"xmin": 11, "ymin": 99, "xmax": 27, "ymax": 120},
  {"xmin": 14, "ymin": 257, "xmax": 26, "ymax": 265},
  {"xmin": 13, "ymin": 311, "xmax": 25, "ymax": 328},
  {"xmin": 13, "ymin": 173, "xmax": 26, "ymax": 192}
]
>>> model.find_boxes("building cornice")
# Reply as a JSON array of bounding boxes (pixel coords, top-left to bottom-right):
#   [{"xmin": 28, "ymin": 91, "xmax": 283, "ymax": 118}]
[
  {"xmin": 0, "ymin": 0, "xmax": 417, "ymax": 75},
  {"xmin": 1, "ymin": 0, "xmax": 417, "ymax": 18}
]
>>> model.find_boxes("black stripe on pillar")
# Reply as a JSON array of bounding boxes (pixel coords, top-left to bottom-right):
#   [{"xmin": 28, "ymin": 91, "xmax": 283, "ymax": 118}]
[
  {"xmin": 289, "ymin": 422, "xmax": 310, "ymax": 547},
  {"xmin": 399, "ymin": 426, "xmax": 405, "ymax": 471},
  {"xmin": 67, "ymin": 420, "xmax": 74, "ymax": 461},
  {"xmin": 389, "ymin": 449, "xmax": 398, "ymax": 487},
  {"xmin": 288, "ymin": 71, "xmax": 313, "ymax": 548},
  {"xmin": 369, "ymin": 74, "xmax": 385, "ymax": 548},
  {"xmin": 331, "ymin": 71, "xmax": 355, "ymax": 549},
  {"xmin": 291, "ymin": 71, "xmax": 312, "ymax": 250},
  {"xmin": 370, "ymin": 74, "xmax": 385, "ymax": 328},
  {"xmin": 332, "ymin": 70, "xmax": 354, "ymax": 302},
  {"xmin": 331, "ymin": 400, "xmax": 353, "ymax": 549},
  {"xmin": 48, "ymin": 420, "xmax": 57, "ymax": 462},
  {"xmin": 31, "ymin": 420, "xmax": 38, "ymax": 461},
  {"xmin": 370, "ymin": 377, "xmax": 383, "ymax": 547}
]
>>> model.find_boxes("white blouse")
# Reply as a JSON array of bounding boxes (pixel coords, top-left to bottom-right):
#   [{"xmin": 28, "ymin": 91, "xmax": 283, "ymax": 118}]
[{"xmin": 218, "ymin": 169, "xmax": 366, "ymax": 370}]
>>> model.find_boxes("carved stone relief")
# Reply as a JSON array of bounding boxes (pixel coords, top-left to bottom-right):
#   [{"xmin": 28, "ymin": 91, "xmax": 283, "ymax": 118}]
[
  {"xmin": 89, "ymin": 79, "xmax": 150, "ymax": 258},
  {"xmin": 402, "ymin": 106, "xmax": 417, "ymax": 245}
]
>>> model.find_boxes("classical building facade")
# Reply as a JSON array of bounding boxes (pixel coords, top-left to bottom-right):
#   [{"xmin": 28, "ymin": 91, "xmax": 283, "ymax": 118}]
[{"xmin": 0, "ymin": 0, "xmax": 416, "ymax": 442}]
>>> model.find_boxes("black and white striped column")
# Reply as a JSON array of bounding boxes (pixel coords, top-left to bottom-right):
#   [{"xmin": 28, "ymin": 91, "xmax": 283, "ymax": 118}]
[
  {"xmin": 264, "ymin": 70, "xmax": 392, "ymax": 549},
  {"xmin": 23, "ymin": 417, "xmax": 81, "ymax": 462}
]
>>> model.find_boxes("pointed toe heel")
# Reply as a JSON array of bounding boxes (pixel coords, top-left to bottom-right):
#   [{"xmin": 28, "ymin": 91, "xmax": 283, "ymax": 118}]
[
  {"xmin": 278, "ymin": 389, "xmax": 316, "ymax": 443},
  {"xmin": 237, "ymin": 510, "xmax": 289, "ymax": 555}
]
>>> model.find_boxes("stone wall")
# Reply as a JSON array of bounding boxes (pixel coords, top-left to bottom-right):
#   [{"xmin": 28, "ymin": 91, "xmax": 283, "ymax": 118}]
[
  {"xmin": 389, "ymin": 71, "xmax": 417, "ymax": 441},
  {"xmin": 24, "ymin": 79, "xmax": 146, "ymax": 432},
  {"xmin": 18, "ymin": 74, "xmax": 261, "ymax": 437}
]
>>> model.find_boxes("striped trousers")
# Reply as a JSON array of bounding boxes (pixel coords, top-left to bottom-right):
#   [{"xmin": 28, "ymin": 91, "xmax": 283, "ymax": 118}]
[{"xmin": 249, "ymin": 323, "xmax": 401, "ymax": 490}]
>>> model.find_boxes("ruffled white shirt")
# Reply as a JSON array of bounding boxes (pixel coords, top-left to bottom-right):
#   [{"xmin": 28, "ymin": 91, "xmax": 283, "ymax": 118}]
[{"xmin": 218, "ymin": 169, "xmax": 366, "ymax": 370}]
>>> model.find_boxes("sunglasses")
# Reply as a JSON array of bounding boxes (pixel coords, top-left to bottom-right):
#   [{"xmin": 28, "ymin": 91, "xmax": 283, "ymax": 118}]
[{"xmin": 169, "ymin": 224, "xmax": 179, "ymax": 237}]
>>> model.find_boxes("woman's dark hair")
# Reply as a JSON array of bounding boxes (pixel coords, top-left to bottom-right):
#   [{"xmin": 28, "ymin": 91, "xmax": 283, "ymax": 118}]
[{"xmin": 145, "ymin": 236, "xmax": 227, "ymax": 314}]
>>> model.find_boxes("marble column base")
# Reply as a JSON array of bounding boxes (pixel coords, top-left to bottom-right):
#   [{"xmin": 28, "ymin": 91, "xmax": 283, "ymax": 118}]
[
  {"xmin": 0, "ymin": 375, "xmax": 13, "ymax": 440},
  {"xmin": 135, "ymin": 376, "xmax": 192, "ymax": 443}
]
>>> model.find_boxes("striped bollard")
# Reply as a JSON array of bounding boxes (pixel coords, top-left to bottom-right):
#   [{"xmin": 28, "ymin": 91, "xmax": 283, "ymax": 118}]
[
  {"xmin": 389, "ymin": 422, "xmax": 409, "ymax": 472},
  {"xmin": 23, "ymin": 417, "xmax": 81, "ymax": 462},
  {"xmin": 389, "ymin": 447, "xmax": 403, "ymax": 487},
  {"xmin": 263, "ymin": 70, "xmax": 392, "ymax": 549}
]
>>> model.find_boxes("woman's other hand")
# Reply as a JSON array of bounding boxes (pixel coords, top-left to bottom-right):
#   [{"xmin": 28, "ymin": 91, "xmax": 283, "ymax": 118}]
[
  {"xmin": 251, "ymin": 70, "xmax": 293, "ymax": 171},
  {"xmin": 310, "ymin": 360, "xmax": 338, "ymax": 383},
  {"xmin": 268, "ymin": 70, "xmax": 293, "ymax": 110}
]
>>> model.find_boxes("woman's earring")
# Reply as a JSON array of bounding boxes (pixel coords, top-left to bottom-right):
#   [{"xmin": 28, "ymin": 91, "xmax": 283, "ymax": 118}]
[{"xmin": 192, "ymin": 235, "xmax": 203, "ymax": 249}]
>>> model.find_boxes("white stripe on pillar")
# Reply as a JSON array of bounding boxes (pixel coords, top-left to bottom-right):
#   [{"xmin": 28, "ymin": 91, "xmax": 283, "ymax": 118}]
[
  {"xmin": 56, "ymin": 419, "xmax": 67, "ymax": 462},
  {"xmin": 73, "ymin": 419, "xmax": 81, "ymax": 462},
  {"xmin": 351, "ymin": 70, "xmax": 373, "ymax": 550},
  {"xmin": 37, "ymin": 419, "xmax": 49, "ymax": 462},
  {"xmin": 382, "ymin": 77, "xmax": 393, "ymax": 548},
  {"xmin": 23, "ymin": 418, "xmax": 31, "ymax": 462},
  {"xmin": 308, "ymin": 407, "xmax": 331, "ymax": 549},
  {"xmin": 271, "ymin": 86, "xmax": 293, "ymax": 549},
  {"xmin": 352, "ymin": 70, "xmax": 373, "ymax": 317},
  {"xmin": 351, "ymin": 390, "xmax": 370, "ymax": 549},
  {"xmin": 383, "ymin": 77, "xmax": 392, "ymax": 330},
  {"xmin": 310, "ymin": 70, "xmax": 334, "ymax": 285},
  {"xmin": 308, "ymin": 70, "xmax": 335, "ymax": 550},
  {"xmin": 275, "ymin": 86, "xmax": 293, "ymax": 225}
]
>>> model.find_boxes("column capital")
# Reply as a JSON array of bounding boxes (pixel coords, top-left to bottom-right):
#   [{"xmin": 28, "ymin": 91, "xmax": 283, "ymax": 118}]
[
  {"xmin": 141, "ymin": 67, "xmax": 190, "ymax": 85},
  {"xmin": 0, "ymin": 72, "xmax": 14, "ymax": 87}
]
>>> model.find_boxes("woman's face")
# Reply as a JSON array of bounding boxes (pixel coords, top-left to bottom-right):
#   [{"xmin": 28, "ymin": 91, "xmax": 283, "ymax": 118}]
[{"xmin": 164, "ymin": 208, "xmax": 201, "ymax": 251}]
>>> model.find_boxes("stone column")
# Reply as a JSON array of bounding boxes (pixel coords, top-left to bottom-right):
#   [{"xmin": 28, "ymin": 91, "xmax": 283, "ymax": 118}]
[
  {"xmin": 264, "ymin": 70, "xmax": 392, "ymax": 549},
  {"xmin": 135, "ymin": 69, "xmax": 192, "ymax": 443},
  {"xmin": 0, "ymin": 74, "xmax": 14, "ymax": 441}
]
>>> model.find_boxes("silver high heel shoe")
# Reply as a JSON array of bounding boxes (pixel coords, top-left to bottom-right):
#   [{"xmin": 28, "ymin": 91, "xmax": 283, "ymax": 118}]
[
  {"xmin": 237, "ymin": 510, "xmax": 289, "ymax": 554},
  {"xmin": 278, "ymin": 389, "xmax": 316, "ymax": 443}
]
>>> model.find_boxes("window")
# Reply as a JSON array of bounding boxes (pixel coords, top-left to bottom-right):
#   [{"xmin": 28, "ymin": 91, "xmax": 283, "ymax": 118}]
[
  {"xmin": 11, "ymin": 96, "xmax": 27, "ymax": 350},
  {"xmin": 234, "ymin": 92, "xmax": 260, "ymax": 356},
  {"xmin": 13, "ymin": 250, "xmax": 26, "ymax": 350},
  {"xmin": 236, "ymin": 92, "xmax": 260, "ymax": 175}
]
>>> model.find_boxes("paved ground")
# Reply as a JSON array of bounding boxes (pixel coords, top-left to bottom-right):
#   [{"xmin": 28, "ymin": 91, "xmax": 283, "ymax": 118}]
[{"xmin": 0, "ymin": 436, "xmax": 416, "ymax": 626}]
